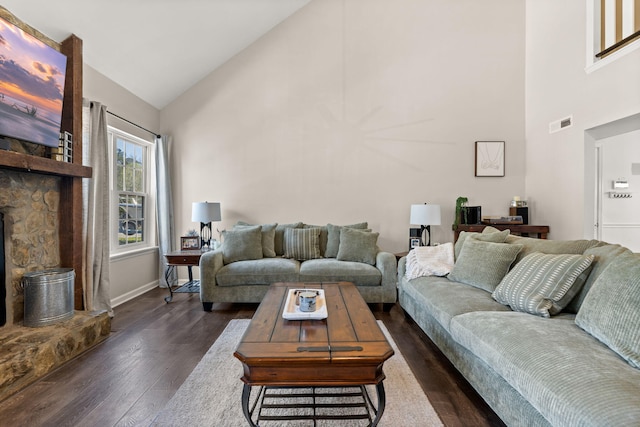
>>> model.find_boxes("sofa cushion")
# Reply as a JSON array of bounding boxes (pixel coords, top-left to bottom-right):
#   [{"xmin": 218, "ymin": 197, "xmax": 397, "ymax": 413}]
[
  {"xmin": 337, "ymin": 227, "xmax": 379, "ymax": 265},
  {"xmin": 401, "ymin": 276, "xmax": 511, "ymax": 331},
  {"xmin": 325, "ymin": 222, "xmax": 369, "ymax": 258},
  {"xmin": 565, "ymin": 243, "xmax": 633, "ymax": 313},
  {"xmin": 576, "ymin": 253, "xmax": 640, "ymax": 369},
  {"xmin": 283, "ymin": 227, "xmax": 322, "ymax": 260},
  {"xmin": 299, "ymin": 258, "xmax": 381, "ymax": 286},
  {"xmin": 450, "ymin": 311, "xmax": 640, "ymax": 427},
  {"xmin": 235, "ymin": 223, "xmax": 277, "ymax": 258},
  {"xmin": 448, "ymin": 239, "xmax": 522, "ymax": 292},
  {"xmin": 505, "ymin": 235, "xmax": 600, "ymax": 264},
  {"xmin": 216, "ymin": 258, "xmax": 300, "ymax": 286},
  {"xmin": 222, "ymin": 225, "xmax": 263, "ymax": 264},
  {"xmin": 303, "ymin": 224, "xmax": 328, "ymax": 256},
  {"xmin": 236, "ymin": 221, "xmax": 304, "ymax": 256},
  {"xmin": 492, "ymin": 252, "xmax": 595, "ymax": 317},
  {"xmin": 454, "ymin": 227, "xmax": 510, "ymax": 260}
]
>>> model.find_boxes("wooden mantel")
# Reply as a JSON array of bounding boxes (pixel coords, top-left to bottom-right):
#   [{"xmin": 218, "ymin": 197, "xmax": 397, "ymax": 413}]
[{"xmin": 0, "ymin": 151, "xmax": 91, "ymax": 178}]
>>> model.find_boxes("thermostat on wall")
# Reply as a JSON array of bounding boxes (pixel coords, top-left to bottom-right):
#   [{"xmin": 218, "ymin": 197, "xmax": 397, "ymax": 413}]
[{"xmin": 613, "ymin": 180, "xmax": 629, "ymax": 189}]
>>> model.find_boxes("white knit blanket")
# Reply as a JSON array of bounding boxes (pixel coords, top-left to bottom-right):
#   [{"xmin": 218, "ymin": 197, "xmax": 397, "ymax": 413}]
[{"xmin": 405, "ymin": 242, "xmax": 455, "ymax": 280}]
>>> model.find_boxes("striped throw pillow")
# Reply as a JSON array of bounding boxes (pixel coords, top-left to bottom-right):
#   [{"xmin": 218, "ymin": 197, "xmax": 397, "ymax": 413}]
[
  {"xmin": 283, "ymin": 227, "xmax": 322, "ymax": 260},
  {"xmin": 493, "ymin": 252, "xmax": 595, "ymax": 317}
]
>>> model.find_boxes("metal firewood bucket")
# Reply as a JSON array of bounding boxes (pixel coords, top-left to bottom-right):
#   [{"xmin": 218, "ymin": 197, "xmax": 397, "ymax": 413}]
[{"xmin": 21, "ymin": 268, "xmax": 75, "ymax": 327}]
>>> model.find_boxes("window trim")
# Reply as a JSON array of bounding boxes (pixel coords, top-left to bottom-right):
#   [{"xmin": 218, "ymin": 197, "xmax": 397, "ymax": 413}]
[{"xmin": 108, "ymin": 126, "xmax": 157, "ymax": 256}]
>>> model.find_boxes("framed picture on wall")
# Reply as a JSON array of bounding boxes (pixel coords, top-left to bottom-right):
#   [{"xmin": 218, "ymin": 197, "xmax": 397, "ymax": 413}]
[
  {"xmin": 181, "ymin": 236, "xmax": 200, "ymax": 250},
  {"xmin": 475, "ymin": 141, "xmax": 505, "ymax": 177}
]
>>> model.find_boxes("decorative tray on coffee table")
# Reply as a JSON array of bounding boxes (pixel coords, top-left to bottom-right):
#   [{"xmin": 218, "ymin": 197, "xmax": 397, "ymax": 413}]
[{"xmin": 282, "ymin": 289, "xmax": 328, "ymax": 320}]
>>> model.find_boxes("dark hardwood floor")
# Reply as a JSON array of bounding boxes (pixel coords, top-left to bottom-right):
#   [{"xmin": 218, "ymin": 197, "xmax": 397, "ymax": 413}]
[{"xmin": 0, "ymin": 287, "xmax": 505, "ymax": 426}]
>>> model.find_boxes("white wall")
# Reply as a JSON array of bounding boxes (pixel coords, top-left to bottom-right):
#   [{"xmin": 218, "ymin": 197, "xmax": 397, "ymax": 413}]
[
  {"xmin": 525, "ymin": 1, "xmax": 640, "ymax": 241},
  {"xmin": 161, "ymin": 0, "xmax": 526, "ymax": 254},
  {"xmin": 83, "ymin": 64, "xmax": 162, "ymax": 306},
  {"xmin": 598, "ymin": 129, "xmax": 640, "ymax": 251}
]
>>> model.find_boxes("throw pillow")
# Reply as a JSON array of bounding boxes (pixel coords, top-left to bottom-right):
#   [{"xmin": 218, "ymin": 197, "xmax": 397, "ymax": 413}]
[
  {"xmin": 274, "ymin": 222, "xmax": 304, "ymax": 256},
  {"xmin": 565, "ymin": 243, "xmax": 632, "ymax": 313},
  {"xmin": 405, "ymin": 242, "xmax": 455, "ymax": 280},
  {"xmin": 283, "ymin": 227, "xmax": 322, "ymax": 260},
  {"xmin": 234, "ymin": 223, "xmax": 277, "ymax": 258},
  {"xmin": 325, "ymin": 222, "xmax": 369, "ymax": 258},
  {"xmin": 454, "ymin": 228, "xmax": 510, "ymax": 260},
  {"xmin": 336, "ymin": 227, "xmax": 379, "ymax": 265},
  {"xmin": 492, "ymin": 252, "xmax": 595, "ymax": 318},
  {"xmin": 448, "ymin": 239, "xmax": 522, "ymax": 292},
  {"xmin": 222, "ymin": 225, "xmax": 264, "ymax": 264},
  {"xmin": 575, "ymin": 253, "xmax": 640, "ymax": 369}
]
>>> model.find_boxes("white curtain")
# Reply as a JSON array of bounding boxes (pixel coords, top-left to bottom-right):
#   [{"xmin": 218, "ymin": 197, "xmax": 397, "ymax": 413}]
[
  {"xmin": 82, "ymin": 100, "xmax": 112, "ymax": 315},
  {"xmin": 156, "ymin": 135, "xmax": 177, "ymax": 287}
]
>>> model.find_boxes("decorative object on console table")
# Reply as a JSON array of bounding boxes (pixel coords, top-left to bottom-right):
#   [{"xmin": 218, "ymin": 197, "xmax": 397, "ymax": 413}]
[
  {"xmin": 192, "ymin": 201, "xmax": 221, "ymax": 250},
  {"xmin": 475, "ymin": 141, "xmax": 505, "ymax": 177},
  {"xmin": 461, "ymin": 206, "xmax": 482, "ymax": 225},
  {"xmin": 509, "ymin": 196, "xmax": 529, "ymax": 224},
  {"xmin": 410, "ymin": 203, "xmax": 441, "ymax": 246}
]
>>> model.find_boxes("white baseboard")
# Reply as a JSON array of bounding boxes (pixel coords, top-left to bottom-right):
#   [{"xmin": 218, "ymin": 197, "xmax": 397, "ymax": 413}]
[{"xmin": 111, "ymin": 280, "xmax": 159, "ymax": 308}]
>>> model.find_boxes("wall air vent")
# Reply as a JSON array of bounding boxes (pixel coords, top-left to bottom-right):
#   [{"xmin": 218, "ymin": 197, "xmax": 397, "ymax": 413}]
[{"xmin": 549, "ymin": 115, "xmax": 573, "ymax": 134}]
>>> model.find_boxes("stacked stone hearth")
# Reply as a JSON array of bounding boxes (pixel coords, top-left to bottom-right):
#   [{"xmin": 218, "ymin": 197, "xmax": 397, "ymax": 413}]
[{"xmin": 0, "ymin": 169, "xmax": 110, "ymax": 402}]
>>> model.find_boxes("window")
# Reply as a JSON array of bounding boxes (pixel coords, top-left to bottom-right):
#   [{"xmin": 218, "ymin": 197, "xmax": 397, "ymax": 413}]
[{"xmin": 109, "ymin": 127, "xmax": 155, "ymax": 253}]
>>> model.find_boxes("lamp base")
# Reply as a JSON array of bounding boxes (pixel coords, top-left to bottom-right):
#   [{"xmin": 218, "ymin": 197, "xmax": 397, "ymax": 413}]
[{"xmin": 420, "ymin": 225, "xmax": 432, "ymax": 246}]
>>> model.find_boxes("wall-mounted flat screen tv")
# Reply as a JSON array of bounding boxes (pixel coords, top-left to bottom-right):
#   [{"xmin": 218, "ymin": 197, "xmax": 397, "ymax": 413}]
[{"xmin": 0, "ymin": 16, "xmax": 67, "ymax": 148}]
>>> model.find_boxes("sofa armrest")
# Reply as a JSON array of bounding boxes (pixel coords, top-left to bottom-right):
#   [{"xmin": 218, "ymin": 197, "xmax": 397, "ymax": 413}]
[
  {"xmin": 376, "ymin": 251, "xmax": 398, "ymax": 289},
  {"xmin": 397, "ymin": 256, "xmax": 407, "ymax": 280},
  {"xmin": 199, "ymin": 248, "xmax": 224, "ymax": 302}
]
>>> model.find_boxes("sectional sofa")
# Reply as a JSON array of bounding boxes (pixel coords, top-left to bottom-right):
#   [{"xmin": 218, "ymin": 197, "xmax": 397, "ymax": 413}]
[
  {"xmin": 199, "ymin": 221, "xmax": 397, "ymax": 311},
  {"xmin": 398, "ymin": 228, "xmax": 640, "ymax": 426}
]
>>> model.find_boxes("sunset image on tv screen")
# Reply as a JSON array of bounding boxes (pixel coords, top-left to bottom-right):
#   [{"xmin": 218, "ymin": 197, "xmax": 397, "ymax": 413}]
[{"xmin": 0, "ymin": 17, "xmax": 67, "ymax": 148}]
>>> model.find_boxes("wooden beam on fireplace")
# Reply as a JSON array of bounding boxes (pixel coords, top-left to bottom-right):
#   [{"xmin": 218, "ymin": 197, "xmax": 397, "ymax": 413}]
[{"xmin": 60, "ymin": 34, "xmax": 86, "ymax": 310}]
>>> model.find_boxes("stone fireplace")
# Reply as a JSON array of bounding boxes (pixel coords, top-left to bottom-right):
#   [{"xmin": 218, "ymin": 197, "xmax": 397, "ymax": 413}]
[
  {"xmin": 0, "ymin": 169, "xmax": 62, "ymax": 327},
  {"xmin": 0, "ymin": 168, "xmax": 110, "ymax": 401}
]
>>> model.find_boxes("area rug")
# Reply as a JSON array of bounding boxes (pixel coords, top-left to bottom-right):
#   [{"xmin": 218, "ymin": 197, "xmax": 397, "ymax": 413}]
[
  {"xmin": 172, "ymin": 280, "xmax": 200, "ymax": 293},
  {"xmin": 151, "ymin": 319, "xmax": 443, "ymax": 426}
]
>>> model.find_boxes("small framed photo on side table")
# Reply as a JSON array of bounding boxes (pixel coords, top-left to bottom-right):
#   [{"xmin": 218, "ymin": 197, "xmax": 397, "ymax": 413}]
[
  {"xmin": 181, "ymin": 236, "xmax": 200, "ymax": 250},
  {"xmin": 410, "ymin": 238, "xmax": 421, "ymax": 249}
]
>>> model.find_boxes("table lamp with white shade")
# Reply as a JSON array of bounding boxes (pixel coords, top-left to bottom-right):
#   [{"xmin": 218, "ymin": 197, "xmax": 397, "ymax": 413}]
[
  {"xmin": 192, "ymin": 202, "xmax": 221, "ymax": 250},
  {"xmin": 410, "ymin": 203, "xmax": 441, "ymax": 246}
]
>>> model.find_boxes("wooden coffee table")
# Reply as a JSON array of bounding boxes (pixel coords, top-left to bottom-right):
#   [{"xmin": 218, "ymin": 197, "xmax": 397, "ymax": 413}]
[{"xmin": 234, "ymin": 282, "xmax": 394, "ymax": 426}]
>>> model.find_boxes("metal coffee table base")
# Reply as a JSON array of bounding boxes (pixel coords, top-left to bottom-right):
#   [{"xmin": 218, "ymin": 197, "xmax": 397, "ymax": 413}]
[{"xmin": 241, "ymin": 382, "xmax": 386, "ymax": 427}]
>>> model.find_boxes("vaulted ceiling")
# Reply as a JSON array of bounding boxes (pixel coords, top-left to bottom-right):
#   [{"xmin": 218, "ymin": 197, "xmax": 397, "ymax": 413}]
[{"xmin": 2, "ymin": 0, "xmax": 311, "ymax": 109}]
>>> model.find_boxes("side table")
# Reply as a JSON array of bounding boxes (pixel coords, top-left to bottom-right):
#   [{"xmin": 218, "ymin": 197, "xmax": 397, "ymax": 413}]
[{"xmin": 164, "ymin": 250, "xmax": 203, "ymax": 303}]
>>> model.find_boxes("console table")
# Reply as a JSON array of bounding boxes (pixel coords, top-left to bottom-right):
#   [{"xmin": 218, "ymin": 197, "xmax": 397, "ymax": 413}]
[
  {"xmin": 453, "ymin": 224, "xmax": 550, "ymax": 242},
  {"xmin": 163, "ymin": 250, "xmax": 203, "ymax": 303}
]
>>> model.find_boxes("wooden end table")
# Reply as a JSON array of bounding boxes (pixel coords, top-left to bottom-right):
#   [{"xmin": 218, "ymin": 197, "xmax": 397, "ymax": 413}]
[
  {"xmin": 163, "ymin": 250, "xmax": 203, "ymax": 303},
  {"xmin": 234, "ymin": 282, "xmax": 394, "ymax": 426}
]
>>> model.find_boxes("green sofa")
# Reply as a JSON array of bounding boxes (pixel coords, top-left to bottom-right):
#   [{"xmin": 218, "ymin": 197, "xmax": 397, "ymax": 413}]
[
  {"xmin": 199, "ymin": 221, "xmax": 397, "ymax": 311},
  {"xmin": 398, "ymin": 229, "xmax": 640, "ymax": 426}
]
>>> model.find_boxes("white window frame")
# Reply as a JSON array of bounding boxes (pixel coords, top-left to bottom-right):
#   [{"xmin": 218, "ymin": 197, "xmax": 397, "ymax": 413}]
[
  {"xmin": 108, "ymin": 126, "xmax": 157, "ymax": 256},
  {"xmin": 586, "ymin": 0, "xmax": 640, "ymax": 73}
]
